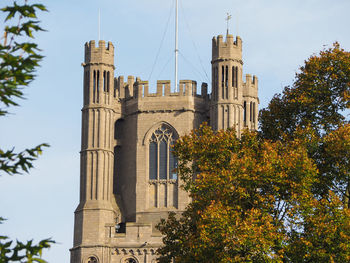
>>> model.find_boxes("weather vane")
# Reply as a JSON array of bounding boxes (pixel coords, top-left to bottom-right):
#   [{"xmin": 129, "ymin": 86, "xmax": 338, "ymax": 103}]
[{"xmin": 226, "ymin": 12, "xmax": 232, "ymax": 36}]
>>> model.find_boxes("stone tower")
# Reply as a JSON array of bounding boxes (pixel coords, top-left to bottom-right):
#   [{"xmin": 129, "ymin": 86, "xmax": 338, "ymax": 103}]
[
  {"xmin": 71, "ymin": 34, "xmax": 258, "ymax": 263},
  {"xmin": 71, "ymin": 40, "xmax": 119, "ymax": 263},
  {"xmin": 210, "ymin": 34, "xmax": 258, "ymax": 133}
]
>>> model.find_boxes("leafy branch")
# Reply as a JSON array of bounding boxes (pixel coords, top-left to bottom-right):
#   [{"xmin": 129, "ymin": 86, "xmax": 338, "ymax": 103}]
[
  {"xmin": 0, "ymin": 0, "xmax": 47, "ymax": 116},
  {"xmin": 0, "ymin": 143, "xmax": 49, "ymax": 176}
]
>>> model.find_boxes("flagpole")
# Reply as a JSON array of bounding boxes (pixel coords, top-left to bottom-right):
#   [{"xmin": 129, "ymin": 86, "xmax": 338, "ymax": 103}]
[
  {"xmin": 175, "ymin": 0, "xmax": 179, "ymax": 92},
  {"xmin": 98, "ymin": 8, "xmax": 101, "ymax": 40}
]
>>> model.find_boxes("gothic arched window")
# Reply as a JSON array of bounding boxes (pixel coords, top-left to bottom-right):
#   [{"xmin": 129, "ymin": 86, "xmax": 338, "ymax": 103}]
[
  {"xmin": 148, "ymin": 124, "xmax": 178, "ymax": 208},
  {"xmin": 149, "ymin": 124, "xmax": 178, "ymax": 181}
]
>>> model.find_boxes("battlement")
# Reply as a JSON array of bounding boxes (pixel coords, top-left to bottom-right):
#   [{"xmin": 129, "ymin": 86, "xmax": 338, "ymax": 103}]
[
  {"xmin": 212, "ymin": 34, "xmax": 242, "ymax": 62},
  {"xmin": 212, "ymin": 34, "xmax": 242, "ymax": 48},
  {"xmin": 84, "ymin": 40, "xmax": 114, "ymax": 66},
  {"xmin": 243, "ymin": 74, "xmax": 258, "ymax": 98},
  {"xmin": 115, "ymin": 77, "xmax": 208, "ymax": 100},
  {"xmin": 245, "ymin": 74, "xmax": 258, "ymax": 87}
]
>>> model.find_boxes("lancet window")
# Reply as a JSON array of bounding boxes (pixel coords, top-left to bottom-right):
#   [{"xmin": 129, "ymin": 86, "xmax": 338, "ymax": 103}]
[
  {"xmin": 93, "ymin": 70, "xmax": 100, "ymax": 103},
  {"xmin": 222, "ymin": 65, "xmax": 225, "ymax": 99},
  {"xmin": 225, "ymin": 66, "xmax": 228, "ymax": 99},
  {"xmin": 243, "ymin": 101, "xmax": 247, "ymax": 125}
]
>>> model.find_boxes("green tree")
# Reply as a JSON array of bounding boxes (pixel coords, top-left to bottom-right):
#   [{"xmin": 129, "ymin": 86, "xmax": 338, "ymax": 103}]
[{"xmin": 0, "ymin": 1, "xmax": 53, "ymax": 262}]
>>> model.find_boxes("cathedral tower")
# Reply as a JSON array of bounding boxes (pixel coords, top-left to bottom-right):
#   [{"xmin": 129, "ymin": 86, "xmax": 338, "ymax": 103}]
[{"xmin": 71, "ymin": 33, "xmax": 258, "ymax": 263}]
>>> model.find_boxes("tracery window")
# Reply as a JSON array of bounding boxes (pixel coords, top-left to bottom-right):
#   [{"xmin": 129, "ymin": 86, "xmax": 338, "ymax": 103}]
[
  {"xmin": 149, "ymin": 125, "xmax": 177, "ymax": 180},
  {"xmin": 148, "ymin": 124, "xmax": 178, "ymax": 208}
]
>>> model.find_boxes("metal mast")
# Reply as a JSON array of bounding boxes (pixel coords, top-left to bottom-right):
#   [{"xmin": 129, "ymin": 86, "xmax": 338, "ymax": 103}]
[
  {"xmin": 98, "ymin": 8, "xmax": 101, "ymax": 40},
  {"xmin": 174, "ymin": 0, "xmax": 179, "ymax": 92}
]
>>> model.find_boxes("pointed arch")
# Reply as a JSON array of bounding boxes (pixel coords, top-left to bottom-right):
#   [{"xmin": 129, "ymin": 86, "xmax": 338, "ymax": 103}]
[
  {"xmin": 142, "ymin": 121, "xmax": 179, "ymax": 146},
  {"xmin": 145, "ymin": 122, "xmax": 179, "ymax": 209}
]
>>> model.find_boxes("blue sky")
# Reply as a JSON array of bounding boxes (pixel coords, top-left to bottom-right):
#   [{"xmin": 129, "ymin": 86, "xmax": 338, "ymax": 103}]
[{"xmin": 0, "ymin": 0, "xmax": 350, "ymax": 262}]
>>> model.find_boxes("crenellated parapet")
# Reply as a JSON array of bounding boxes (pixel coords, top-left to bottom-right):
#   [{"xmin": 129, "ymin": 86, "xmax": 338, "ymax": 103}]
[
  {"xmin": 212, "ymin": 34, "xmax": 242, "ymax": 64},
  {"xmin": 84, "ymin": 40, "xmax": 115, "ymax": 67},
  {"xmin": 115, "ymin": 75, "xmax": 136, "ymax": 99},
  {"xmin": 115, "ymin": 77, "xmax": 208, "ymax": 100},
  {"xmin": 243, "ymin": 74, "xmax": 258, "ymax": 99}
]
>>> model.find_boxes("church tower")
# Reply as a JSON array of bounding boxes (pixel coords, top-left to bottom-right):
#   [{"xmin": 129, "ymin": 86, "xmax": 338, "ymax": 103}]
[{"xmin": 71, "ymin": 33, "xmax": 258, "ymax": 263}]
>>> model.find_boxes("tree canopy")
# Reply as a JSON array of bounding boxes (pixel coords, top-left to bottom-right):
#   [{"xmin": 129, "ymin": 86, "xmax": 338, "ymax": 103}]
[
  {"xmin": 260, "ymin": 43, "xmax": 350, "ymax": 206},
  {"xmin": 157, "ymin": 43, "xmax": 350, "ymax": 262},
  {"xmin": 260, "ymin": 43, "xmax": 350, "ymax": 140}
]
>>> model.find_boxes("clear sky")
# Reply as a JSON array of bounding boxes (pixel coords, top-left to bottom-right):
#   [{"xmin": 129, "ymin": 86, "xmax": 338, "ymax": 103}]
[{"xmin": 0, "ymin": 0, "xmax": 350, "ymax": 262}]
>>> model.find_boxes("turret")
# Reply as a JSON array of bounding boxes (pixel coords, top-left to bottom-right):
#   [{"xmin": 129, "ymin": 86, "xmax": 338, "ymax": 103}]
[
  {"xmin": 243, "ymin": 74, "xmax": 259, "ymax": 130},
  {"xmin": 210, "ymin": 34, "xmax": 244, "ymax": 132},
  {"xmin": 80, "ymin": 40, "xmax": 115, "ymax": 202},
  {"xmin": 83, "ymin": 40, "xmax": 115, "ymax": 106},
  {"xmin": 71, "ymin": 40, "xmax": 118, "ymax": 262}
]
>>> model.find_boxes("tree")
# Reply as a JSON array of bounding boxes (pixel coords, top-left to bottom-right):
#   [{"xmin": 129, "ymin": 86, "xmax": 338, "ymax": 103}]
[
  {"xmin": 157, "ymin": 125, "xmax": 318, "ymax": 262},
  {"xmin": 0, "ymin": 1, "xmax": 53, "ymax": 262},
  {"xmin": 157, "ymin": 124, "xmax": 350, "ymax": 263},
  {"xmin": 260, "ymin": 43, "xmax": 350, "ymax": 205},
  {"xmin": 157, "ymin": 43, "xmax": 350, "ymax": 262},
  {"xmin": 260, "ymin": 43, "xmax": 350, "ymax": 140},
  {"xmin": 286, "ymin": 191, "xmax": 350, "ymax": 262}
]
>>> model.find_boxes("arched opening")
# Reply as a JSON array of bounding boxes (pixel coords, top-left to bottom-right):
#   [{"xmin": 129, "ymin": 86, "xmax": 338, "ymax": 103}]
[
  {"xmin": 107, "ymin": 71, "xmax": 110, "ymax": 92},
  {"xmin": 232, "ymin": 66, "xmax": 235, "ymax": 87},
  {"xmin": 225, "ymin": 66, "xmax": 228, "ymax": 99},
  {"xmin": 113, "ymin": 119, "xmax": 124, "ymax": 196},
  {"xmin": 148, "ymin": 124, "xmax": 178, "ymax": 181},
  {"xmin": 103, "ymin": 71, "xmax": 106, "ymax": 92},
  {"xmin": 221, "ymin": 65, "xmax": 224, "ymax": 99},
  {"xmin": 250, "ymin": 101, "xmax": 252, "ymax": 122},
  {"xmin": 253, "ymin": 102, "xmax": 256, "ymax": 123},
  {"xmin": 96, "ymin": 70, "xmax": 100, "ymax": 103},
  {"xmin": 235, "ymin": 66, "xmax": 238, "ymax": 87},
  {"xmin": 148, "ymin": 124, "xmax": 178, "ymax": 208},
  {"xmin": 243, "ymin": 101, "xmax": 247, "ymax": 125}
]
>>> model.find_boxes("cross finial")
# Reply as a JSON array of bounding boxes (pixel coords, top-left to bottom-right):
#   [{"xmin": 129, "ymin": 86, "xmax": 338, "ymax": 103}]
[{"xmin": 226, "ymin": 12, "xmax": 232, "ymax": 36}]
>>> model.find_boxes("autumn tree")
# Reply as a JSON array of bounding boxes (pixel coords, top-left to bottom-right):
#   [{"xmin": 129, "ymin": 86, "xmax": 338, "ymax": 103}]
[
  {"xmin": 157, "ymin": 43, "xmax": 350, "ymax": 262},
  {"xmin": 0, "ymin": 1, "xmax": 53, "ymax": 261},
  {"xmin": 259, "ymin": 42, "xmax": 350, "ymax": 262},
  {"xmin": 260, "ymin": 43, "xmax": 350, "ymax": 140},
  {"xmin": 260, "ymin": 43, "xmax": 350, "ymax": 205},
  {"xmin": 157, "ymin": 125, "xmax": 319, "ymax": 262}
]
